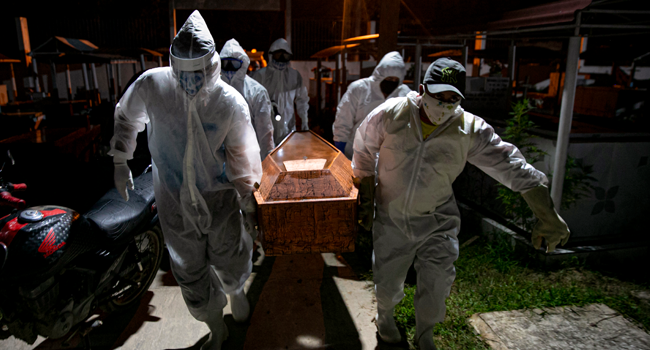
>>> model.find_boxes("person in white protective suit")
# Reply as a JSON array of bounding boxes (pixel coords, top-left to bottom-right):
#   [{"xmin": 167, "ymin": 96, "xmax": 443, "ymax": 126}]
[
  {"xmin": 220, "ymin": 39, "xmax": 275, "ymax": 160},
  {"xmin": 251, "ymin": 38, "xmax": 309, "ymax": 144},
  {"xmin": 109, "ymin": 11, "xmax": 261, "ymax": 350},
  {"xmin": 352, "ymin": 58, "xmax": 570, "ymax": 349},
  {"xmin": 332, "ymin": 51, "xmax": 411, "ymax": 159}
]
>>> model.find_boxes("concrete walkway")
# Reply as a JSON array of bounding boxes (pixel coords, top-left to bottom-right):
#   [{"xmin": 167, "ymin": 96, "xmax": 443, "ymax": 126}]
[
  {"xmin": 1, "ymin": 244, "xmax": 386, "ymax": 350},
  {"xmin": 469, "ymin": 304, "xmax": 650, "ymax": 350}
]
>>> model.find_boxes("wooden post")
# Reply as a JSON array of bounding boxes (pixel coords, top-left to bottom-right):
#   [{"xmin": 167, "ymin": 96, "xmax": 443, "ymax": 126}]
[
  {"xmin": 65, "ymin": 64, "xmax": 73, "ymax": 100},
  {"xmin": 140, "ymin": 54, "xmax": 146, "ymax": 72},
  {"xmin": 342, "ymin": 47, "xmax": 347, "ymax": 94},
  {"xmin": 10, "ymin": 63, "xmax": 18, "ymax": 99},
  {"xmin": 169, "ymin": 0, "xmax": 177, "ymax": 45},
  {"xmin": 285, "ymin": 0, "xmax": 292, "ymax": 48},
  {"xmin": 378, "ymin": 0, "xmax": 400, "ymax": 57},
  {"xmin": 335, "ymin": 53, "xmax": 340, "ymax": 104},
  {"xmin": 106, "ymin": 64, "xmax": 115, "ymax": 105},
  {"xmin": 49, "ymin": 61, "xmax": 58, "ymax": 99},
  {"xmin": 414, "ymin": 42, "xmax": 422, "ymax": 87},
  {"xmin": 316, "ymin": 58, "xmax": 322, "ymax": 118},
  {"xmin": 91, "ymin": 63, "xmax": 100, "ymax": 104},
  {"xmin": 116, "ymin": 63, "xmax": 123, "ymax": 97},
  {"xmin": 32, "ymin": 57, "xmax": 41, "ymax": 93}
]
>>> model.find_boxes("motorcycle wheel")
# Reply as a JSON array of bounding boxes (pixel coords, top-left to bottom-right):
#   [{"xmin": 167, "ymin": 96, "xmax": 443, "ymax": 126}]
[{"xmin": 106, "ymin": 225, "xmax": 164, "ymax": 311}]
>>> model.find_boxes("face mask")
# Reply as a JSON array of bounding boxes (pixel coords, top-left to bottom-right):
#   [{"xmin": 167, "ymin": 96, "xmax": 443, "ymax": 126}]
[
  {"xmin": 380, "ymin": 79, "xmax": 399, "ymax": 96},
  {"xmin": 271, "ymin": 60, "xmax": 288, "ymax": 71},
  {"xmin": 421, "ymin": 94, "xmax": 461, "ymax": 125},
  {"xmin": 222, "ymin": 70, "xmax": 237, "ymax": 83},
  {"xmin": 179, "ymin": 71, "xmax": 205, "ymax": 96}
]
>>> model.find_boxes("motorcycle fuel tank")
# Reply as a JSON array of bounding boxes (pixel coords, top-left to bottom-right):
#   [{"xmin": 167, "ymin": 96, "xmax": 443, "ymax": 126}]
[{"xmin": 0, "ymin": 206, "xmax": 79, "ymax": 279}]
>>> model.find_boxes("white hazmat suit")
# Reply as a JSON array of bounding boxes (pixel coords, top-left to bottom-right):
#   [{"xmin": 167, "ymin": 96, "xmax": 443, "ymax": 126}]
[
  {"xmin": 220, "ymin": 39, "xmax": 275, "ymax": 160},
  {"xmin": 109, "ymin": 11, "xmax": 261, "ymax": 349},
  {"xmin": 333, "ymin": 51, "xmax": 411, "ymax": 159},
  {"xmin": 251, "ymin": 38, "xmax": 309, "ymax": 144},
  {"xmin": 352, "ymin": 91, "xmax": 548, "ymax": 346}
]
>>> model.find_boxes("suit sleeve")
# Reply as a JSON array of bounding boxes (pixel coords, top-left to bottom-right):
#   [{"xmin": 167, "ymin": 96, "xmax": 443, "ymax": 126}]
[
  {"xmin": 109, "ymin": 77, "xmax": 149, "ymax": 159},
  {"xmin": 467, "ymin": 116, "xmax": 548, "ymax": 193}
]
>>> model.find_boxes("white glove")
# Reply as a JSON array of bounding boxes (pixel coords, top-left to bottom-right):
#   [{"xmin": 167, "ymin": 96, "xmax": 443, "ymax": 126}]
[
  {"xmin": 243, "ymin": 210, "xmax": 259, "ymax": 241},
  {"xmin": 522, "ymin": 185, "xmax": 571, "ymax": 253},
  {"xmin": 114, "ymin": 157, "xmax": 134, "ymax": 201}
]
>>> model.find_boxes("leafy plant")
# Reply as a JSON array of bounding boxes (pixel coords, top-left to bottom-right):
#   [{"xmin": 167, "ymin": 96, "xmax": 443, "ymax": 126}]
[{"xmin": 496, "ymin": 99, "xmax": 595, "ymax": 231}]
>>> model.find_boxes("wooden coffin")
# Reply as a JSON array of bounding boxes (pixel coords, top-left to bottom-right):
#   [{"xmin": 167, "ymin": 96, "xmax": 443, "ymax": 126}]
[{"xmin": 254, "ymin": 131, "xmax": 358, "ymax": 256}]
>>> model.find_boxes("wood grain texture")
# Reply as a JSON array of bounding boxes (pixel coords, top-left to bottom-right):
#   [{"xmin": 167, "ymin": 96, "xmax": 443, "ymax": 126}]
[
  {"xmin": 268, "ymin": 170, "xmax": 348, "ymax": 201},
  {"xmin": 329, "ymin": 152, "xmax": 355, "ymax": 195},
  {"xmin": 259, "ymin": 199, "xmax": 357, "ymax": 256},
  {"xmin": 256, "ymin": 131, "xmax": 358, "ymax": 255},
  {"xmin": 258, "ymin": 157, "xmax": 281, "ymax": 200}
]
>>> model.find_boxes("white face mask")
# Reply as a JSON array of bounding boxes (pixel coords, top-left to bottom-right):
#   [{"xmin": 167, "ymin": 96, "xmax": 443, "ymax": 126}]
[{"xmin": 421, "ymin": 93, "xmax": 461, "ymax": 125}]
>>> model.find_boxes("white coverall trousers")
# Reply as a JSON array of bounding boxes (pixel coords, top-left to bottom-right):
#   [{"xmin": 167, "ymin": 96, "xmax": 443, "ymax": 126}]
[
  {"xmin": 373, "ymin": 198, "xmax": 460, "ymax": 341},
  {"xmin": 158, "ymin": 186, "xmax": 253, "ymax": 322}
]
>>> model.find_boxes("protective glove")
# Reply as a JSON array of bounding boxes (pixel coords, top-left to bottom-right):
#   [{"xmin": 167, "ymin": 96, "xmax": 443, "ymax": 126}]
[
  {"xmin": 240, "ymin": 193, "xmax": 259, "ymax": 241},
  {"xmin": 334, "ymin": 141, "xmax": 347, "ymax": 153},
  {"xmin": 300, "ymin": 124, "xmax": 309, "ymax": 131},
  {"xmin": 354, "ymin": 175, "xmax": 375, "ymax": 231},
  {"xmin": 113, "ymin": 156, "xmax": 134, "ymax": 202},
  {"xmin": 243, "ymin": 209, "xmax": 259, "ymax": 241},
  {"xmin": 521, "ymin": 185, "xmax": 571, "ymax": 253}
]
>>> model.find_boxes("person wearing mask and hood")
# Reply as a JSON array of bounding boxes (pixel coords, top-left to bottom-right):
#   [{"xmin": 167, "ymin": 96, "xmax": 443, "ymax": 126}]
[
  {"xmin": 251, "ymin": 38, "xmax": 309, "ymax": 144},
  {"xmin": 110, "ymin": 11, "xmax": 261, "ymax": 350},
  {"xmin": 220, "ymin": 39, "xmax": 275, "ymax": 160},
  {"xmin": 352, "ymin": 58, "xmax": 571, "ymax": 349},
  {"xmin": 333, "ymin": 51, "xmax": 411, "ymax": 159}
]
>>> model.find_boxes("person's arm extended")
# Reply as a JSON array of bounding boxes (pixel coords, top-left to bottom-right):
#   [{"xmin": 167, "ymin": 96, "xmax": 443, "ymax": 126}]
[{"xmin": 467, "ymin": 116, "xmax": 569, "ymax": 252}]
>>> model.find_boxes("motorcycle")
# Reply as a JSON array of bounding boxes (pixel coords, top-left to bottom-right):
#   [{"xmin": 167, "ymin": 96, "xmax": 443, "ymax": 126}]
[{"xmin": 0, "ymin": 150, "xmax": 164, "ymax": 346}]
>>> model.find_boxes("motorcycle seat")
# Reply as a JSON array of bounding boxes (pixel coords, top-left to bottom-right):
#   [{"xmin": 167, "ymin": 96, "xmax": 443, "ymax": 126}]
[{"xmin": 84, "ymin": 171, "xmax": 156, "ymax": 244}]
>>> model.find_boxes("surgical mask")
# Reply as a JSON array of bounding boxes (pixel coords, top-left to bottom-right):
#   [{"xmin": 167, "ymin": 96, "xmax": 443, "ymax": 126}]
[
  {"xmin": 222, "ymin": 70, "xmax": 237, "ymax": 83},
  {"xmin": 380, "ymin": 79, "xmax": 399, "ymax": 96},
  {"xmin": 179, "ymin": 71, "xmax": 205, "ymax": 96},
  {"xmin": 421, "ymin": 94, "xmax": 461, "ymax": 125},
  {"xmin": 271, "ymin": 60, "xmax": 288, "ymax": 70}
]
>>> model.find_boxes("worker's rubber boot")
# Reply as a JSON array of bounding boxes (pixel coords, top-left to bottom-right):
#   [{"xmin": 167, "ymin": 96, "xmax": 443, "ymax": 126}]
[
  {"xmin": 375, "ymin": 308, "xmax": 401, "ymax": 343},
  {"xmin": 229, "ymin": 289, "xmax": 250, "ymax": 322},
  {"xmin": 201, "ymin": 310, "xmax": 229, "ymax": 350},
  {"xmin": 417, "ymin": 333, "xmax": 438, "ymax": 350}
]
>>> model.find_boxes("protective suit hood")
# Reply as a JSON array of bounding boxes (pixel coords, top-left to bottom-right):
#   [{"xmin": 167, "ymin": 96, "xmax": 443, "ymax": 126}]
[
  {"xmin": 371, "ymin": 51, "xmax": 406, "ymax": 84},
  {"xmin": 250, "ymin": 38, "xmax": 309, "ymax": 143},
  {"xmin": 169, "ymin": 10, "xmax": 220, "ymax": 92},
  {"xmin": 219, "ymin": 39, "xmax": 250, "ymax": 93},
  {"xmin": 269, "ymin": 38, "xmax": 293, "ymax": 55}
]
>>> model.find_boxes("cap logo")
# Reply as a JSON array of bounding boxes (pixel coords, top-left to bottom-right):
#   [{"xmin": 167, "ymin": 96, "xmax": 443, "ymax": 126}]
[{"xmin": 441, "ymin": 67, "xmax": 458, "ymax": 84}]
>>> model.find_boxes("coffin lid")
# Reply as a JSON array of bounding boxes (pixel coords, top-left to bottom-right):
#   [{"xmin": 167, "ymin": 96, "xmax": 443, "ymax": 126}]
[{"xmin": 255, "ymin": 131, "xmax": 357, "ymax": 203}]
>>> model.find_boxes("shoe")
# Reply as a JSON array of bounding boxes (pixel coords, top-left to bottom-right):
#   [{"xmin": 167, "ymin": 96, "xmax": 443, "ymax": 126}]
[
  {"xmin": 417, "ymin": 334, "xmax": 438, "ymax": 350},
  {"xmin": 230, "ymin": 290, "xmax": 250, "ymax": 322},
  {"xmin": 201, "ymin": 311, "xmax": 229, "ymax": 350},
  {"xmin": 375, "ymin": 309, "xmax": 401, "ymax": 343}
]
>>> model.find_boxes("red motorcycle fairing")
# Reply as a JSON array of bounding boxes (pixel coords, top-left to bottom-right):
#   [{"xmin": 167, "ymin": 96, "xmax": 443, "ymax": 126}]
[{"xmin": 0, "ymin": 206, "xmax": 81, "ymax": 279}]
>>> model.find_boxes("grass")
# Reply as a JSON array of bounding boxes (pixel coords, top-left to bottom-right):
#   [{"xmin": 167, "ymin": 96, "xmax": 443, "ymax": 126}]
[{"xmin": 389, "ymin": 236, "xmax": 650, "ymax": 349}]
